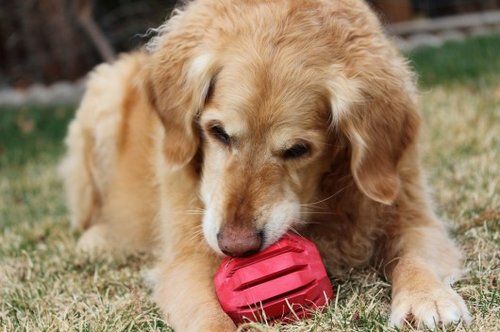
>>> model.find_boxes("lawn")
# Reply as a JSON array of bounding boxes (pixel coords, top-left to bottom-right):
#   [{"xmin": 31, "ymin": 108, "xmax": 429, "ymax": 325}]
[{"xmin": 1, "ymin": 35, "xmax": 499, "ymax": 331}]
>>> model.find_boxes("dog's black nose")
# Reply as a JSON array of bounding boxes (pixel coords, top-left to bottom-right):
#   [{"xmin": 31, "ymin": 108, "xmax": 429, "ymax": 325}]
[{"xmin": 217, "ymin": 226, "xmax": 263, "ymax": 257}]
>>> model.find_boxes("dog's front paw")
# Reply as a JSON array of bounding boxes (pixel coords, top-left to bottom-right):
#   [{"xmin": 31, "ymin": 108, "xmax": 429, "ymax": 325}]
[
  {"xmin": 77, "ymin": 224, "xmax": 109, "ymax": 253},
  {"xmin": 389, "ymin": 284, "xmax": 471, "ymax": 329}
]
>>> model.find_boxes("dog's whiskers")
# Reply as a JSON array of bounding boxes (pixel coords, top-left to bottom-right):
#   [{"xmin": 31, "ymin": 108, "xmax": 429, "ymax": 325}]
[
  {"xmin": 289, "ymin": 226, "xmax": 305, "ymax": 238},
  {"xmin": 164, "ymin": 208, "xmax": 206, "ymax": 216},
  {"xmin": 299, "ymin": 183, "xmax": 352, "ymax": 207},
  {"xmin": 187, "ymin": 225, "xmax": 205, "ymax": 243},
  {"xmin": 301, "ymin": 211, "xmax": 340, "ymax": 215}
]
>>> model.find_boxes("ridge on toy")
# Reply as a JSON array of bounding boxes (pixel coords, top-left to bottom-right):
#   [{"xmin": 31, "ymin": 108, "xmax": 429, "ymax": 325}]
[{"xmin": 214, "ymin": 232, "xmax": 333, "ymax": 324}]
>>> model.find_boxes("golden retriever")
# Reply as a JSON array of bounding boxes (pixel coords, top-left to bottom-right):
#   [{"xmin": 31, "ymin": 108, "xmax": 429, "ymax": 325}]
[{"xmin": 60, "ymin": 0, "xmax": 471, "ymax": 330}]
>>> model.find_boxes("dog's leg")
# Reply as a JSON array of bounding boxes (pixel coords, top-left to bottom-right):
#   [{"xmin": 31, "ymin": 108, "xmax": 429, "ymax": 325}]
[
  {"xmin": 59, "ymin": 119, "xmax": 100, "ymax": 231},
  {"xmin": 386, "ymin": 214, "xmax": 472, "ymax": 328},
  {"xmin": 150, "ymin": 167, "xmax": 235, "ymax": 331},
  {"xmin": 151, "ymin": 249, "xmax": 235, "ymax": 332}
]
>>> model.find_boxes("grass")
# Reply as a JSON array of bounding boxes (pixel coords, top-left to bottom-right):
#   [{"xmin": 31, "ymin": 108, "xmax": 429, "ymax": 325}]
[
  {"xmin": 1, "ymin": 34, "xmax": 499, "ymax": 331},
  {"xmin": 410, "ymin": 34, "xmax": 500, "ymax": 87}
]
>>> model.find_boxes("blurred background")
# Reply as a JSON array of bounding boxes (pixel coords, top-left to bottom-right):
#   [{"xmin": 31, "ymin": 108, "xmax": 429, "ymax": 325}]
[
  {"xmin": 1, "ymin": 0, "xmax": 499, "ymax": 89},
  {"xmin": 0, "ymin": 0, "xmax": 174, "ymax": 88}
]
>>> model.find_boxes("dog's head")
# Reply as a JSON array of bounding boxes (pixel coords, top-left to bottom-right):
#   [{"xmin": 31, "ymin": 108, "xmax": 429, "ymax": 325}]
[{"xmin": 147, "ymin": 0, "xmax": 420, "ymax": 256}]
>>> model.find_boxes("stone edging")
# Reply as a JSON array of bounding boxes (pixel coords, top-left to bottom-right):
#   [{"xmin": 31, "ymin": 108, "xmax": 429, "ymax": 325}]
[
  {"xmin": 388, "ymin": 10, "xmax": 500, "ymax": 51},
  {"xmin": 0, "ymin": 81, "xmax": 85, "ymax": 108}
]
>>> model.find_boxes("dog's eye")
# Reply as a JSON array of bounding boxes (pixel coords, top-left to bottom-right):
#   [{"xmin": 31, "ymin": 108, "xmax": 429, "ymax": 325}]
[
  {"xmin": 209, "ymin": 125, "xmax": 231, "ymax": 145},
  {"xmin": 282, "ymin": 143, "xmax": 310, "ymax": 159}
]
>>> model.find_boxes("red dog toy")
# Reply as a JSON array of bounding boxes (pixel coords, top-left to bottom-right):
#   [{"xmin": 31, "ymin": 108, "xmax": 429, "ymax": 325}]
[{"xmin": 214, "ymin": 232, "xmax": 333, "ymax": 324}]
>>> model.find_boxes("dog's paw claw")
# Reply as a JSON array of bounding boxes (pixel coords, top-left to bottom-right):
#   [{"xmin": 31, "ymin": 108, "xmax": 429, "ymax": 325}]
[{"xmin": 389, "ymin": 285, "xmax": 471, "ymax": 329}]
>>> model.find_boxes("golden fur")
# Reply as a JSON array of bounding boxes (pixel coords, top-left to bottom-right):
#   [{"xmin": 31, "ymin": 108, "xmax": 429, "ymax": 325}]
[{"xmin": 60, "ymin": 0, "xmax": 471, "ymax": 330}]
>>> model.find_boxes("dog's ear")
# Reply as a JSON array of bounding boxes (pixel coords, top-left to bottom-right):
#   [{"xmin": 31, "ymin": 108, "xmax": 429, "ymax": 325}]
[
  {"xmin": 327, "ymin": 68, "xmax": 421, "ymax": 205},
  {"xmin": 146, "ymin": 15, "xmax": 217, "ymax": 170}
]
